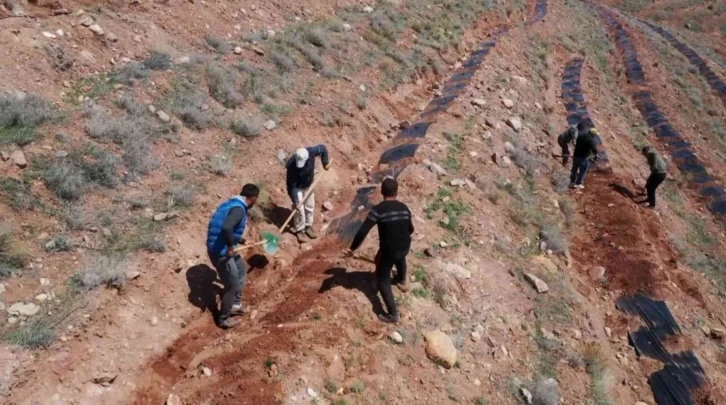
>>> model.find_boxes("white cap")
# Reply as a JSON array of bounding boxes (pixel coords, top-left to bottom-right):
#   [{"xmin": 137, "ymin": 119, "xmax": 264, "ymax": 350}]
[{"xmin": 295, "ymin": 148, "xmax": 309, "ymax": 168}]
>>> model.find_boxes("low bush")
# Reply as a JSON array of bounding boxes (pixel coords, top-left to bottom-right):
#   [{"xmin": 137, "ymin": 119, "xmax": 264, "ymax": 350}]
[
  {"xmin": 206, "ymin": 63, "xmax": 243, "ymax": 108},
  {"xmin": 0, "ymin": 223, "xmax": 27, "ymax": 279},
  {"xmin": 70, "ymin": 255, "xmax": 127, "ymax": 291}
]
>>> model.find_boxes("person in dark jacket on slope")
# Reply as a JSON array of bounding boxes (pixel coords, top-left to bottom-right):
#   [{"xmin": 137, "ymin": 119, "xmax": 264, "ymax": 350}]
[
  {"xmin": 557, "ymin": 125, "xmax": 578, "ymax": 166},
  {"xmin": 570, "ymin": 127, "xmax": 599, "ymax": 189},
  {"xmin": 206, "ymin": 184, "xmax": 259, "ymax": 329},
  {"xmin": 286, "ymin": 145, "xmax": 330, "ymax": 243},
  {"xmin": 345, "ymin": 177, "xmax": 414, "ymax": 324},
  {"xmin": 638, "ymin": 146, "xmax": 667, "ymax": 208}
]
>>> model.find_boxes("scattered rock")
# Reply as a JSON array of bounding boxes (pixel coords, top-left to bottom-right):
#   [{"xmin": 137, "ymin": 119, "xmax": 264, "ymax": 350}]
[
  {"xmin": 363, "ymin": 6, "xmax": 374, "ymax": 13},
  {"xmin": 491, "ymin": 152, "xmax": 503, "ymax": 166},
  {"xmin": 322, "ymin": 201, "xmax": 334, "ymax": 211},
  {"xmin": 106, "ymin": 32, "xmax": 118, "ymax": 42},
  {"xmin": 307, "ymin": 388, "xmax": 318, "ymax": 398},
  {"xmin": 201, "ymin": 366, "xmax": 212, "ymax": 377},
  {"xmin": 481, "ymin": 130, "xmax": 492, "ymax": 140},
  {"xmin": 389, "ymin": 331, "xmax": 403, "ymax": 344},
  {"xmin": 443, "ymin": 262, "xmax": 472, "ymax": 279},
  {"xmin": 589, "ymin": 266, "xmax": 606, "ymax": 281},
  {"xmin": 535, "ymin": 102, "xmax": 543, "ymax": 110},
  {"xmin": 532, "ymin": 378, "xmax": 560, "ymax": 405},
  {"xmin": 474, "ymin": 379, "xmax": 481, "ymax": 386},
  {"xmin": 166, "ymin": 394, "xmax": 182, "ymax": 405},
  {"xmin": 234, "ymin": 46, "xmax": 243, "ymax": 55},
  {"xmin": 493, "ymin": 345, "xmax": 508, "ymax": 361},
  {"xmin": 504, "ymin": 142, "xmax": 515, "ymax": 154},
  {"xmin": 93, "ymin": 373, "xmax": 117, "ymax": 387},
  {"xmin": 44, "ymin": 240, "xmax": 57, "ymax": 251},
  {"xmin": 10, "ymin": 150, "xmax": 27, "ymax": 168},
  {"xmin": 252, "ymin": 46, "xmax": 265, "ymax": 56},
  {"xmin": 423, "ymin": 248, "xmax": 436, "ymax": 258},
  {"xmin": 471, "ymin": 331, "xmax": 481, "ymax": 342},
  {"xmin": 521, "ymin": 388, "xmax": 533, "ymax": 404},
  {"xmin": 39, "ymin": 278, "xmax": 49, "ymax": 287},
  {"xmin": 35, "ymin": 294, "xmax": 49, "ymax": 302},
  {"xmin": 153, "ymin": 212, "xmax": 179, "ymax": 221},
  {"xmin": 506, "ymin": 117, "xmax": 522, "ymax": 132},
  {"xmin": 263, "ymin": 120, "xmax": 277, "ymax": 130},
  {"xmin": 571, "ymin": 329, "xmax": 582, "ymax": 340},
  {"xmin": 450, "ymin": 179, "xmax": 466, "ymax": 187},
  {"xmin": 88, "ymin": 24, "xmax": 104, "ymax": 36},
  {"xmin": 125, "ymin": 270, "xmax": 141, "ymax": 280},
  {"xmin": 343, "ymin": 23, "xmax": 352, "ymax": 31},
  {"xmin": 42, "ymin": 31, "xmax": 57, "ymax": 39},
  {"xmin": 502, "ymin": 155, "xmax": 513, "ymax": 167},
  {"xmin": 471, "ymin": 98, "xmax": 487, "ymax": 107},
  {"xmin": 502, "ymin": 98, "xmax": 514, "ymax": 108},
  {"xmin": 157, "ymin": 110, "xmax": 171, "ymax": 122},
  {"xmin": 0, "ymin": 150, "xmax": 9, "ymax": 161},
  {"xmin": 524, "ymin": 273, "xmax": 549, "ymax": 293},
  {"xmin": 710, "ymin": 328, "xmax": 725, "ymax": 340},
  {"xmin": 0, "ymin": 283, "xmax": 6, "ymax": 295},
  {"xmin": 8, "ymin": 302, "xmax": 40, "ymax": 317},
  {"xmin": 423, "ymin": 330, "xmax": 458, "ymax": 369},
  {"xmin": 150, "ymin": 316, "xmax": 159, "ymax": 326},
  {"xmin": 604, "ymin": 327, "xmax": 612, "ymax": 338},
  {"xmin": 80, "ymin": 17, "xmax": 94, "ymax": 27}
]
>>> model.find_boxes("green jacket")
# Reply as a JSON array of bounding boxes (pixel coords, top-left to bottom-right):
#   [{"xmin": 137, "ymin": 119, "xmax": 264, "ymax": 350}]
[{"xmin": 646, "ymin": 150, "xmax": 667, "ymax": 174}]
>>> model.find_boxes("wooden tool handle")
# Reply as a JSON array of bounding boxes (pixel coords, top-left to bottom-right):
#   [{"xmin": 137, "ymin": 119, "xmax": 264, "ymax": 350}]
[
  {"xmin": 234, "ymin": 239, "xmax": 267, "ymax": 252},
  {"xmin": 279, "ymin": 158, "xmax": 333, "ymax": 233}
]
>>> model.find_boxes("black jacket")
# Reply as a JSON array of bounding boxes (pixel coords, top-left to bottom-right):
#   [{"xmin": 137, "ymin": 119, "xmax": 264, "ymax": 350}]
[
  {"xmin": 286, "ymin": 144, "xmax": 329, "ymax": 204},
  {"xmin": 573, "ymin": 133, "xmax": 598, "ymax": 159},
  {"xmin": 350, "ymin": 200, "xmax": 414, "ymax": 253}
]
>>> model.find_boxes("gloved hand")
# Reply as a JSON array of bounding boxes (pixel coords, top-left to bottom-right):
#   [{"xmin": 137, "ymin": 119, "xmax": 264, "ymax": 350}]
[{"xmin": 323, "ymin": 163, "xmax": 330, "ymax": 171}]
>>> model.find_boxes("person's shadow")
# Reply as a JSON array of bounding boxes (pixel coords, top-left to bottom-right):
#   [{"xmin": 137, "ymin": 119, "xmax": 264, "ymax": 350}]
[
  {"xmin": 609, "ymin": 182, "xmax": 641, "ymax": 200},
  {"xmin": 259, "ymin": 202, "xmax": 293, "ymax": 229},
  {"xmin": 319, "ymin": 267, "xmax": 384, "ymax": 315},
  {"xmin": 186, "ymin": 264, "xmax": 220, "ymax": 317}
]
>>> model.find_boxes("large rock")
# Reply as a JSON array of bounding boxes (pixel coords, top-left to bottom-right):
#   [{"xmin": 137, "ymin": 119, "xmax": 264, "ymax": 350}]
[
  {"xmin": 8, "ymin": 302, "xmax": 40, "ymax": 317},
  {"xmin": 524, "ymin": 273, "xmax": 549, "ymax": 293},
  {"xmin": 423, "ymin": 330, "xmax": 458, "ymax": 369},
  {"xmin": 530, "ymin": 256, "xmax": 558, "ymax": 274},
  {"xmin": 531, "ymin": 378, "xmax": 560, "ymax": 405},
  {"xmin": 443, "ymin": 262, "xmax": 472, "ymax": 279},
  {"xmin": 10, "ymin": 150, "xmax": 27, "ymax": 168},
  {"xmin": 157, "ymin": 110, "xmax": 171, "ymax": 122},
  {"xmin": 88, "ymin": 24, "xmax": 104, "ymax": 36},
  {"xmin": 502, "ymin": 98, "xmax": 514, "ymax": 108},
  {"xmin": 471, "ymin": 98, "xmax": 487, "ymax": 107},
  {"xmin": 507, "ymin": 117, "xmax": 522, "ymax": 132},
  {"xmin": 166, "ymin": 394, "xmax": 182, "ymax": 405}
]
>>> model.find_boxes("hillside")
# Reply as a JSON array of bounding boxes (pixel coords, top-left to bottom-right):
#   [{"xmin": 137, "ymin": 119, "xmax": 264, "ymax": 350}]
[{"xmin": 1, "ymin": 0, "xmax": 725, "ymax": 404}]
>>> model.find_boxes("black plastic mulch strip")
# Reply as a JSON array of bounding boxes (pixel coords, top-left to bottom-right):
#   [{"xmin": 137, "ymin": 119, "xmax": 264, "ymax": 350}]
[
  {"xmin": 591, "ymin": 3, "xmax": 726, "ymax": 218},
  {"xmin": 616, "ymin": 292, "xmax": 681, "ymax": 335},
  {"xmin": 643, "ymin": 21, "xmax": 726, "ymax": 108},
  {"xmin": 327, "ymin": 1, "xmax": 548, "ymax": 242},
  {"xmin": 649, "ymin": 353, "xmax": 706, "ymax": 405},
  {"xmin": 560, "ymin": 58, "xmax": 610, "ymax": 164}
]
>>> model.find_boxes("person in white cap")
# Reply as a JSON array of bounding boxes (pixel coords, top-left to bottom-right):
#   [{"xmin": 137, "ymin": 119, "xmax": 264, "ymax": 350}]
[{"xmin": 286, "ymin": 145, "xmax": 330, "ymax": 243}]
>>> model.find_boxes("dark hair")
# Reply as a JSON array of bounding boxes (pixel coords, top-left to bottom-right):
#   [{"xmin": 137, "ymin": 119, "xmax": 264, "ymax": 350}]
[
  {"xmin": 641, "ymin": 146, "xmax": 651, "ymax": 155},
  {"xmin": 240, "ymin": 184, "xmax": 260, "ymax": 198},
  {"xmin": 381, "ymin": 177, "xmax": 398, "ymax": 197}
]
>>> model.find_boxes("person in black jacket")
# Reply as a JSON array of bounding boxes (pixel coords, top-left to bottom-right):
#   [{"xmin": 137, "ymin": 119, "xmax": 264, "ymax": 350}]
[
  {"xmin": 286, "ymin": 145, "xmax": 330, "ymax": 243},
  {"xmin": 570, "ymin": 127, "xmax": 599, "ymax": 189},
  {"xmin": 557, "ymin": 125, "xmax": 578, "ymax": 166},
  {"xmin": 345, "ymin": 177, "xmax": 414, "ymax": 324}
]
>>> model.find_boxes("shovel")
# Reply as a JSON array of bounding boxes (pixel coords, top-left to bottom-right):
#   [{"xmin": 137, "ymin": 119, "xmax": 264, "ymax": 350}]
[{"xmin": 247, "ymin": 158, "xmax": 333, "ymax": 255}]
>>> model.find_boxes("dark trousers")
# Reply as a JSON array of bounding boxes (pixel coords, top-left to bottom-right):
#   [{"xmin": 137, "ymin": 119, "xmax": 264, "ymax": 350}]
[
  {"xmin": 559, "ymin": 140, "xmax": 570, "ymax": 166},
  {"xmin": 374, "ymin": 249, "xmax": 408, "ymax": 316},
  {"xmin": 208, "ymin": 252, "xmax": 248, "ymax": 323},
  {"xmin": 645, "ymin": 172, "xmax": 666, "ymax": 207},
  {"xmin": 570, "ymin": 156, "xmax": 590, "ymax": 185}
]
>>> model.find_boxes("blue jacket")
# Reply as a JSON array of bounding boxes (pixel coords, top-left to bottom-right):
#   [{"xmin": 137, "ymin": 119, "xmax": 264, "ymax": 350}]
[
  {"xmin": 207, "ymin": 196, "xmax": 248, "ymax": 256},
  {"xmin": 286, "ymin": 144, "xmax": 329, "ymax": 204}
]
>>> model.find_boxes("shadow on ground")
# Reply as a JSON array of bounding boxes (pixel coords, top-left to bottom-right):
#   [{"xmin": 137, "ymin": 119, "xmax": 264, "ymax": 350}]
[{"xmin": 319, "ymin": 267, "xmax": 384, "ymax": 315}]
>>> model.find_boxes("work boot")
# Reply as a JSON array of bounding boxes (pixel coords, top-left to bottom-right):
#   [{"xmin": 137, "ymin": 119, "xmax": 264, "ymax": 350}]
[
  {"xmin": 305, "ymin": 227, "xmax": 318, "ymax": 239},
  {"xmin": 396, "ymin": 281, "xmax": 411, "ymax": 292},
  {"xmin": 377, "ymin": 313, "xmax": 399, "ymax": 324},
  {"xmin": 230, "ymin": 304, "xmax": 248, "ymax": 317},
  {"xmin": 218, "ymin": 318, "xmax": 241, "ymax": 329},
  {"xmin": 296, "ymin": 231, "xmax": 306, "ymax": 244}
]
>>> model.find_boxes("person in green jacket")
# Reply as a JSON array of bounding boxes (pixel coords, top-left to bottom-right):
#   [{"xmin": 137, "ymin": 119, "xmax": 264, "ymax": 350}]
[{"xmin": 639, "ymin": 146, "xmax": 667, "ymax": 208}]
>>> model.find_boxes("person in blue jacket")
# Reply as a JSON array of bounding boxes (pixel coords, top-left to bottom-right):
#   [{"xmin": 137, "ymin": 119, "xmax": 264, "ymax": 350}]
[{"xmin": 206, "ymin": 184, "xmax": 259, "ymax": 329}]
